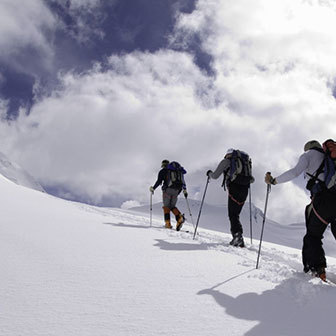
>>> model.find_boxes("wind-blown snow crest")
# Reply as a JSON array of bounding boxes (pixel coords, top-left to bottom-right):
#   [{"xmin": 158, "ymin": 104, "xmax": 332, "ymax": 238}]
[{"xmin": 0, "ymin": 151, "xmax": 44, "ymax": 192}]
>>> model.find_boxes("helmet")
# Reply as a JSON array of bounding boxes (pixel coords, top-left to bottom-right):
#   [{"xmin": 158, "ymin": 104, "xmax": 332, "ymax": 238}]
[
  {"xmin": 161, "ymin": 159, "xmax": 169, "ymax": 168},
  {"xmin": 304, "ymin": 140, "xmax": 322, "ymax": 152}
]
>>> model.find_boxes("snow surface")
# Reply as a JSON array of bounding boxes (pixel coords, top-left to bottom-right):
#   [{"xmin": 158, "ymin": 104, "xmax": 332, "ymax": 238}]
[{"xmin": 1, "ymin": 174, "xmax": 336, "ymax": 336}]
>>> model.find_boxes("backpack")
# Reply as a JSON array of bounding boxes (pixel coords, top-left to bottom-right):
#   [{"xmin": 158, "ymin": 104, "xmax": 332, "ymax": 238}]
[
  {"xmin": 306, "ymin": 139, "xmax": 336, "ymax": 194},
  {"xmin": 222, "ymin": 150, "xmax": 254, "ymax": 187},
  {"xmin": 166, "ymin": 161, "xmax": 187, "ymax": 190}
]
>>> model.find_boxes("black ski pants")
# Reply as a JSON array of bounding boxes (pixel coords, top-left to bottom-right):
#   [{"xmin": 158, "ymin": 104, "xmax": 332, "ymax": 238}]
[
  {"xmin": 227, "ymin": 183, "xmax": 249, "ymax": 236},
  {"xmin": 302, "ymin": 190, "xmax": 336, "ymax": 270}
]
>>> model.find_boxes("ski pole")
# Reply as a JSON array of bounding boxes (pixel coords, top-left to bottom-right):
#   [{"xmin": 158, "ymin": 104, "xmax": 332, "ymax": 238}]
[
  {"xmin": 256, "ymin": 178, "xmax": 271, "ymax": 269},
  {"xmin": 249, "ymin": 186, "xmax": 252, "ymax": 245},
  {"xmin": 193, "ymin": 176, "xmax": 210, "ymax": 239},
  {"xmin": 184, "ymin": 196, "xmax": 195, "ymax": 229},
  {"xmin": 150, "ymin": 191, "xmax": 153, "ymax": 227}
]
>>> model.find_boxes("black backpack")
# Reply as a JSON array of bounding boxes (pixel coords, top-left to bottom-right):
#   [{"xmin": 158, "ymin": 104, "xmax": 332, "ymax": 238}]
[
  {"xmin": 222, "ymin": 150, "xmax": 254, "ymax": 187},
  {"xmin": 166, "ymin": 161, "xmax": 187, "ymax": 190},
  {"xmin": 306, "ymin": 139, "xmax": 336, "ymax": 194}
]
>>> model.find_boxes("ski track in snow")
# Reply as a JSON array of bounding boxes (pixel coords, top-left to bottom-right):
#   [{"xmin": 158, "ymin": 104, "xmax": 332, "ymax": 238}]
[{"xmin": 2, "ymin": 176, "xmax": 336, "ymax": 336}]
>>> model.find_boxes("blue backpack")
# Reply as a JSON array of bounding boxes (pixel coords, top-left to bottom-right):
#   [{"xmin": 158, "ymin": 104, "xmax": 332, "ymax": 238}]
[
  {"xmin": 166, "ymin": 161, "xmax": 187, "ymax": 190},
  {"xmin": 223, "ymin": 150, "xmax": 254, "ymax": 187}
]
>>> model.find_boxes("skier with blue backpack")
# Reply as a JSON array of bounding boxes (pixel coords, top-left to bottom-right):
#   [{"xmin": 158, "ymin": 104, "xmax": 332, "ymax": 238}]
[
  {"xmin": 150, "ymin": 160, "xmax": 188, "ymax": 231},
  {"xmin": 207, "ymin": 149, "xmax": 255, "ymax": 247},
  {"xmin": 265, "ymin": 139, "xmax": 336, "ymax": 281}
]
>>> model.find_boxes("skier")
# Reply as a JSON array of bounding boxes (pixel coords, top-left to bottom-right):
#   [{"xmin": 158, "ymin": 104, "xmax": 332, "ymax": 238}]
[
  {"xmin": 265, "ymin": 140, "xmax": 336, "ymax": 281},
  {"xmin": 150, "ymin": 160, "xmax": 188, "ymax": 231},
  {"xmin": 207, "ymin": 149, "xmax": 254, "ymax": 247}
]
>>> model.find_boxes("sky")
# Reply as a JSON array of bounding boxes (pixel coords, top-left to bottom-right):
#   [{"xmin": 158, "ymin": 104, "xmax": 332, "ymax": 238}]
[{"xmin": 1, "ymin": 0, "xmax": 336, "ymax": 224}]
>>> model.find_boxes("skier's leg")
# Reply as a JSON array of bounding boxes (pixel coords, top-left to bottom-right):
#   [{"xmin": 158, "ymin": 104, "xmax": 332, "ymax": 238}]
[
  {"xmin": 302, "ymin": 204, "xmax": 327, "ymax": 272},
  {"xmin": 228, "ymin": 197, "xmax": 244, "ymax": 236},
  {"xmin": 331, "ymin": 219, "xmax": 336, "ymax": 240},
  {"xmin": 303, "ymin": 191, "xmax": 336, "ymax": 273},
  {"xmin": 162, "ymin": 191, "xmax": 172, "ymax": 228},
  {"xmin": 302, "ymin": 203, "xmax": 313, "ymax": 272},
  {"xmin": 228, "ymin": 184, "xmax": 248, "ymax": 236},
  {"xmin": 169, "ymin": 189, "xmax": 185, "ymax": 230}
]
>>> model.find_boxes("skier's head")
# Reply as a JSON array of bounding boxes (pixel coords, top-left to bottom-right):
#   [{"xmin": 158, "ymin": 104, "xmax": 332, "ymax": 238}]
[
  {"xmin": 161, "ymin": 159, "xmax": 169, "ymax": 168},
  {"xmin": 304, "ymin": 140, "xmax": 322, "ymax": 152},
  {"xmin": 323, "ymin": 139, "xmax": 334, "ymax": 151},
  {"xmin": 225, "ymin": 148, "xmax": 234, "ymax": 158}
]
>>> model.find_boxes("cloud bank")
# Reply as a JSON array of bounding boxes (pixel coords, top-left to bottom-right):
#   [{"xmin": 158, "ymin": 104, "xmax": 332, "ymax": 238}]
[{"xmin": 1, "ymin": 0, "xmax": 336, "ymax": 224}]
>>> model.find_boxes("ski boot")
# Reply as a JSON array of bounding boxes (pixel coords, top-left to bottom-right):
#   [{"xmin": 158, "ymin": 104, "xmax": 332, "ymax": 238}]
[
  {"xmin": 176, "ymin": 214, "xmax": 185, "ymax": 231},
  {"xmin": 165, "ymin": 221, "xmax": 172, "ymax": 229},
  {"xmin": 310, "ymin": 266, "xmax": 326, "ymax": 282},
  {"xmin": 229, "ymin": 232, "xmax": 245, "ymax": 248}
]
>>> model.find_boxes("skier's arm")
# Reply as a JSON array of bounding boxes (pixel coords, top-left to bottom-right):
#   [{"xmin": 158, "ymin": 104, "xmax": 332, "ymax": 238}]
[
  {"xmin": 209, "ymin": 158, "xmax": 230, "ymax": 179},
  {"xmin": 275, "ymin": 153, "xmax": 309, "ymax": 184},
  {"xmin": 153, "ymin": 169, "xmax": 166, "ymax": 189}
]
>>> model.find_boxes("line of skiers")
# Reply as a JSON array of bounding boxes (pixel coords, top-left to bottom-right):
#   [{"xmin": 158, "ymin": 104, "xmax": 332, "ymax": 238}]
[{"xmin": 150, "ymin": 139, "xmax": 336, "ymax": 281}]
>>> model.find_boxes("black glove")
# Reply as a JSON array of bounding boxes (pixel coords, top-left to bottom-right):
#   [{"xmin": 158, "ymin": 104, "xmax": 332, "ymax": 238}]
[
  {"xmin": 264, "ymin": 172, "xmax": 277, "ymax": 185},
  {"xmin": 206, "ymin": 170, "xmax": 213, "ymax": 177}
]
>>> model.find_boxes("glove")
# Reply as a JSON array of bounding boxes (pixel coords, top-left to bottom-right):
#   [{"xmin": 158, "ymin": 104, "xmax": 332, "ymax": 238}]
[
  {"xmin": 183, "ymin": 189, "xmax": 188, "ymax": 198},
  {"xmin": 265, "ymin": 172, "xmax": 277, "ymax": 185},
  {"xmin": 149, "ymin": 186, "xmax": 155, "ymax": 193},
  {"xmin": 206, "ymin": 170, "xmax": 213, "ymax": 177}
]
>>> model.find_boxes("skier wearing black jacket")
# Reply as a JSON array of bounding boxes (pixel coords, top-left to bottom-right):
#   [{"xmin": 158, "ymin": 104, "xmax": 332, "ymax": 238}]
[
  {"xmin": 265, "ymin": 140, "xmax": 336, "ymax": 281},
  {"xmin": 207, "ymin": 149, "xmax": 254, "ymax": 248},
  {"xmin": 150, "ymin": 160, "xmax": 187, "ymax": 231}
]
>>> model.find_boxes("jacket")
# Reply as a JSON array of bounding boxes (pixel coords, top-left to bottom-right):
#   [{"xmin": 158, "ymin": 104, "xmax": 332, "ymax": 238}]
[{"xmin": 275, "ymin": 149, "xmax": 324, "ymax": 184}]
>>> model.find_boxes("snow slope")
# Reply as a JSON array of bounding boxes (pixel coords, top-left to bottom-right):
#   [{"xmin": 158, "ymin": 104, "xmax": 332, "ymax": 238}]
[{"xmin": 1, "ymin": 174, "xmax": 336, "ymax": 336}]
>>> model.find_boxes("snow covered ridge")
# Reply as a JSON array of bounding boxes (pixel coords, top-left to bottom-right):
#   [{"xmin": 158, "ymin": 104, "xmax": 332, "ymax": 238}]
[{"xmin": 0, "ymin": 151, "xmax": 44, "ymax": 192}]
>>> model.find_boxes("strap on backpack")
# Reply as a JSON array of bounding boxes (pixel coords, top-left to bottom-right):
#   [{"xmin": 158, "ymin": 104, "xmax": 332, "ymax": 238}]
[
  {"xmin": 306, "ymin": 147, "xmax": 325, "ymax": 184},
  {"xmin": 306, "ymin": 160, "xmax": 324, "ymax": 183},
  {"xmin": 221, "ymin": 168, "xmax": 229, "ymax": 190},
  {"xmin": 306, "ymin": 158, "xmax": 325, "ymax": 195}
]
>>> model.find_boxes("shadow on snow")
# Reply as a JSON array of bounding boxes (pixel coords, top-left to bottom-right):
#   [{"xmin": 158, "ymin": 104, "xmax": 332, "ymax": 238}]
[
  {"xmin": 198, "ymin": 272, "xmax": 336, "ymax": 336},
  {"xmin": 103, "ymin": 222, "xmax": 151, "ymax": 229},
  {"xmin": 153, "ymin": 238, "xmax": 222, "ymax": 251}
]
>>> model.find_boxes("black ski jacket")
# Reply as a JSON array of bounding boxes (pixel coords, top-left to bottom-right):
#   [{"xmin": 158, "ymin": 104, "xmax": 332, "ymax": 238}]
[{"xmin": 153, "ymin": 168, "xmax": 169, "ymax": 190}]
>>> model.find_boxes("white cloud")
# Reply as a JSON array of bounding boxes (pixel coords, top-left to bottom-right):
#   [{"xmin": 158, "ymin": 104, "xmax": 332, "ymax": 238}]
[
  {"xmin": 0, "ymin": 0, "xmax": 55, "ymax": 66},
  {"xmin": 2, "ymin": 0, "xmax": 336, "ymax": 224}
]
